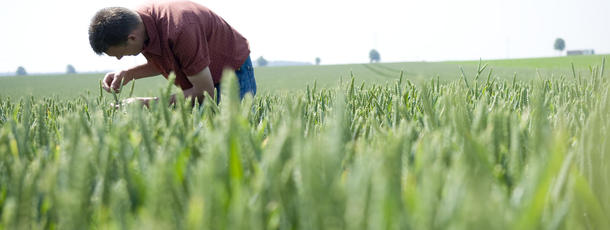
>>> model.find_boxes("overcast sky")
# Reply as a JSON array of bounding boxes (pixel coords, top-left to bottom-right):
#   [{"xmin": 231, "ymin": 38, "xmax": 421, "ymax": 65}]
[{"xmin": 0, "ymin": 0, "xmax": 609, "ymax": 74}]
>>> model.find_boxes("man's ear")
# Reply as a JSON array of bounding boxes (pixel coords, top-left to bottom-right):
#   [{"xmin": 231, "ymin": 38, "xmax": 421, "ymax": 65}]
[{"xmin": 127, "ymin": 33, "xmax": 137, "ymax": 42}]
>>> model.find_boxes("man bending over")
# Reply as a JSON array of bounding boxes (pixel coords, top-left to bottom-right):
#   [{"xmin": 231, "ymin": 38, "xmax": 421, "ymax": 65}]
[{"xmin": 89, "ymin": 0, "xmax": 256, "ymax": 105}]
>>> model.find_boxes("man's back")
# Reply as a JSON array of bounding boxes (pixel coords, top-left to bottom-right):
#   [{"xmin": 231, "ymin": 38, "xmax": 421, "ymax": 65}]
[{"xmin": 137, "ymin": 1, "xmax": 250, "ymax": 88}]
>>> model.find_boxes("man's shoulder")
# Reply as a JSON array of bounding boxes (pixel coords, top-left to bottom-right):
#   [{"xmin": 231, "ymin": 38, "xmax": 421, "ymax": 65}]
[
  {"xmin": 137, "ymin": 0, "xmax": 212, "ymax": 41},
  {"xmin": 138, "ymin": 0, "xmax": 210, "ymax": 27},
  {"xmin": 137, "ymin": 1, "xmax": 208, "ymax": 14}
]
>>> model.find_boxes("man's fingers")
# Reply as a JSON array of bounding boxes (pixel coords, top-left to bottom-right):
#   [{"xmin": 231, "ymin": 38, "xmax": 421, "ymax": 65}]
[
  {"xmin": 110, "ymin": 77, "xmax": 123, "ymax": 92},
  {"xmin": 102, "ymin": 82, "xmax": 112, "ymax": 93},
  {"xmin": 102, "ymin": 71, "xmax": 129, "ymax": 93},
  {"xmin": 103, "ymin": 74, "xmax": 114, "ymax": 93}
]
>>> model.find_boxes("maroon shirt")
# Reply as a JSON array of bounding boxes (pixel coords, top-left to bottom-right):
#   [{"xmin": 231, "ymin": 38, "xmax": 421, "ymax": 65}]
[{"xmin": 136, "ymin": 1, "xmax": 250, "ymax": 89}]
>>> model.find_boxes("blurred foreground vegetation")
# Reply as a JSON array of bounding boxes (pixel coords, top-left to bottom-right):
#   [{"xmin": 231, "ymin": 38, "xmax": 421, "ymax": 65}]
[{"xmin": 0, "ymin": 60, "xmax": 609, "ymax": 229}]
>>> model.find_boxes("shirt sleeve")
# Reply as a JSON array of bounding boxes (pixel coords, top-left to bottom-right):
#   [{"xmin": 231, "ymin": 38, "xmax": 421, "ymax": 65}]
[{"xmin": 172, "ymin": 23, "xmax": 211, "ymax": 76}]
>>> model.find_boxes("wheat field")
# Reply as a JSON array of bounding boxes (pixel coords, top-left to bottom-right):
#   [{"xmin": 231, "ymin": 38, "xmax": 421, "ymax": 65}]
[{"xmin": 0, "ymin": 58, "xmax": 609, "ymax": 229}]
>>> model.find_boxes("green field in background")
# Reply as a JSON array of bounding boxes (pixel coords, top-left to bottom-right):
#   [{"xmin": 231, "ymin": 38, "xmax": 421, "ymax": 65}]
[{"xmin": 1, "ymin": 55, "xmax": 608, "ymax": 99}]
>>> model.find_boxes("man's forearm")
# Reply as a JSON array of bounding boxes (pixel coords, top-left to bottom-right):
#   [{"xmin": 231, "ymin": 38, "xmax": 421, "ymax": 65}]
[
  {"xmin": 183, "ymin": 67, "xmax": 215, "ymax": 104},
  {"xmin": 126, "ymin": 63, "xmax": 161, "ymax": 80},
  {"xmin": 144, "ymin": 67, "xmax": 213, "ymax": 106}
]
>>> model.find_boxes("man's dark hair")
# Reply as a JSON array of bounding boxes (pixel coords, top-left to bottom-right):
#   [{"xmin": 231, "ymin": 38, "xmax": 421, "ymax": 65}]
[{"xmin": 89, "ymin": 7, "xmax": 141, "ymax": 55}]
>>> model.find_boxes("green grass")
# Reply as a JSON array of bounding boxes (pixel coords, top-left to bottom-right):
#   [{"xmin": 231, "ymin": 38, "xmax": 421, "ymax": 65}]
[
  {"xmin": 450, "ymin": 54, "xmax": 610, "ymax": 82},
  {"xmin": 452, "ymin": 54, "xmax": 610, "ymax": 69},
  {"xmin": 0, "ymin": 56, "xmax": 609, "ymax": 229},
  {"xmin": 0, "ymin": 74, "xmax": 169, "ymax": 99},
  {"xmin": 2, "ymin": 55, "xmax": 608, "ymax": 99}
]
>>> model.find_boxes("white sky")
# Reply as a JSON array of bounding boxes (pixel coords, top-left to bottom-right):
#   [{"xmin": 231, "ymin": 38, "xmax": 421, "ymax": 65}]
[{"xmin": 0, "ymin": 0, "xmax": 609, "ymax": 74}]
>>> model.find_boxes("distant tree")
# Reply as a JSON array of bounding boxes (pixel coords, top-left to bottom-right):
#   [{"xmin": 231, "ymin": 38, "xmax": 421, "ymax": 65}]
[
  {"xmin": 66, "ymin": 64, "xmax": 76, "ymax": 74},
  {"xmin": 256, "ymin": 56, "xmax": 268, "ymax": 67},
  {"xmin": 554, "ymin": 38, "xmax": 566, "ymax": 55},
  {"xmin": 369, "ymin": 49, "xmax": 380, "ymax": 63},
  {"xmin": 16, "ymin": 66, "xmax": 27, "ymax": 76},
  {"xmin": 315, "ymin": 57, "xmax": 321, "ymax": 65}
]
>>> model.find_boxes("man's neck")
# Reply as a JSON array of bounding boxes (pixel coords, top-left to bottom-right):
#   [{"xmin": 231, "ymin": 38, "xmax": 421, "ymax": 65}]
[
  {"xmin": 136, "ymin": 15, "xmax": 149, "ymax": 45},
  {"xmin": 140, "ymin": 22, "xmax": 149, "ymax": 44}
]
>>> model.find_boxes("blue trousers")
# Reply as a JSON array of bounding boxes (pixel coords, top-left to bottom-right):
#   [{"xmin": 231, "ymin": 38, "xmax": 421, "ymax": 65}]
[{"xmin": 214, "ymin": 56, "xmax": 257, "ymax": 103}]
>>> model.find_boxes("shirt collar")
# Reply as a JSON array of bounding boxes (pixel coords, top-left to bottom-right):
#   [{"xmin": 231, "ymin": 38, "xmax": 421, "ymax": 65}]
[{"xmin": 137, "ymin": 10, "xmax": 162, "ymax": 56}]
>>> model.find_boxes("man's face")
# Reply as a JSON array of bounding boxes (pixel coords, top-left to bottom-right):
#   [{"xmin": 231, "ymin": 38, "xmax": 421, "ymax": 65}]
[{"xmin": 105, "ymin": 35, "xmax": 143, "ymax": 60}]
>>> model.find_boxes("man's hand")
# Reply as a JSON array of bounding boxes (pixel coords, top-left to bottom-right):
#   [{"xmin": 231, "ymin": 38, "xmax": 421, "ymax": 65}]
[
  {"xmin": 102, "ymin": 70, "xmax": 132, "ymax": 93},
  {"xmin": 102, "ymin": 63, "xmax": 161, "ymax": 93}
]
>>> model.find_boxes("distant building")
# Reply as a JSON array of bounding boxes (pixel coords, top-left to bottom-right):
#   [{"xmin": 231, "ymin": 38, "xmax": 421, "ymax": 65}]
[{"xmin": 567, "ymin": 49, "xmax": 595, "ymax": 56}]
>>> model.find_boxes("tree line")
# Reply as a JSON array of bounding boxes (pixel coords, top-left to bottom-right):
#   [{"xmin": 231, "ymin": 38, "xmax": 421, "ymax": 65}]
[
  {"xmin": 15, "ymin": 65, "xmax": 77, "ymax": 76},
  {"xmin": 16, "ymin": 40, "xmax": 570, "ymax": 75},
  {"xmin": 254, "ymin": 49, "xmax": 382, "ymax": 67},
  {"xmin": 254, "ymin": 38, "xmax": 571, "ymax": 67}
]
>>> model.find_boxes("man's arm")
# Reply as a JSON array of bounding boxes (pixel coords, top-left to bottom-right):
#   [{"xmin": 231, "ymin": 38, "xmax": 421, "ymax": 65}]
[
  {"xmin": 132, "ymin": 66, "xmax": 214, "ymax": 107},
  {"xmin": 103, "ymin": 63, "xmax": 161, "ymax": 93},
  {"xmin": 126, "ymin": 63, "xmax": 161, "ymax": 80},
  {"xmin": 182, "ymin": 66, "xmax": 215, "ymax": 103}
]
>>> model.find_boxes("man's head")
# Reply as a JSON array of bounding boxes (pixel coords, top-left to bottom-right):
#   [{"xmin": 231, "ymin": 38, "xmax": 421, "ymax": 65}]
[{"xmin": 89, "ymin": 7, "xmax": 146, "ymax": 59}]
